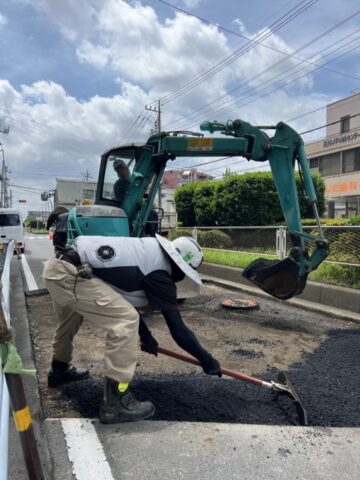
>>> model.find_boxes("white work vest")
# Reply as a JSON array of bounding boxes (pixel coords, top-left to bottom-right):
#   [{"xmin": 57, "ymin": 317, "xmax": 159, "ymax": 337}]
[{"xmin": 74, "ymin": 236, "xmax": 172, "ymax": 307}]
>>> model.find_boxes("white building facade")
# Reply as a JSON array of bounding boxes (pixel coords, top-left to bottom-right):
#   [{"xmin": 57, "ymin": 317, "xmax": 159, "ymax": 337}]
[
  {"xmin": 54, "ymin": 179, "xmax": 98, "ymax": 210},
  {"xmin": 305, "ymin": 92, "xmax": 360, "ymax": 217}
]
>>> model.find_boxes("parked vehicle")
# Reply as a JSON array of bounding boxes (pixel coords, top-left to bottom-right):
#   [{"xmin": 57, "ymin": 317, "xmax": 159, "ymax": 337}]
[{"xmin": 0, "ymin": 208, "xmax": 25, "ymax": 253}]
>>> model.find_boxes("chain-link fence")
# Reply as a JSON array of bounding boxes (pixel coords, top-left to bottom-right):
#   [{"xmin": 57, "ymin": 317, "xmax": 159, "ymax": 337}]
[{"xmin": 169, "ymin": 225, "xmax": 360, "ymax": 288}]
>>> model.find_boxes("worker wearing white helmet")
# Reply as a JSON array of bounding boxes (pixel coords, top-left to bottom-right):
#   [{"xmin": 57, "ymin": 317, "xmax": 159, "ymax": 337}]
[{"xmin": 74, "ymin": 233, "xmax": 221, "ymax": 377}]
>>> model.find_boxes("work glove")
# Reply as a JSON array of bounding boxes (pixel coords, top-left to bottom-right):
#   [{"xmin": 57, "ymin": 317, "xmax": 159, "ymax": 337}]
[
  {"xmin": 140, "ymin": 332, "xmax": 159, "ymax": 356},
  {"xmin": 201, "ymin": 354, "xmax": 222, "ymax": 377}
]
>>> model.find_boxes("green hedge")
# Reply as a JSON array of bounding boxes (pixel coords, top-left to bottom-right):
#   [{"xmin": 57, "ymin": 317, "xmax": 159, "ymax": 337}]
[{"xmin": 175, "ymin": 172, "xmax": 325, "ymax": 227}]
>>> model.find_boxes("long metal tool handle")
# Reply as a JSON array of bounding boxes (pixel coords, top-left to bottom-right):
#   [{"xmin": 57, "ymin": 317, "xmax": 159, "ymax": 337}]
[{"xmin": 157, "ymin": 346, "xmax": 266, "ymax": 387}]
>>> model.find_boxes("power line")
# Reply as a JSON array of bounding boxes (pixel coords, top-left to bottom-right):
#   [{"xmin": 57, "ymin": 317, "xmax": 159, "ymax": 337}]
[
  {"xmin": 166, "ymin": 11, "xmax": 360, "ymax": 130},
  {"xmin": 155, "ymin": 0, "xmax": 358, "ymax": 85},
  {"xmin": 153, "ymin": 0, "xmax": 318, "ymax": 105},
  {"xmin": 300, "ymin": 112, "xmax": 360, "ymax": 135}
]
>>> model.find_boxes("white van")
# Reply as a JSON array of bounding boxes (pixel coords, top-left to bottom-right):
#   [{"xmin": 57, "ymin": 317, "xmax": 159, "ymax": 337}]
[{"xmin": 0, "ymin": 208, "xmax": 25, "ymax": 253}]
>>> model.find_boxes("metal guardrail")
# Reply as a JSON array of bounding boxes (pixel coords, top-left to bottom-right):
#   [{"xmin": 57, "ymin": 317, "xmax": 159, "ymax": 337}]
[
  {"xmin": 171, "ymin": 225, "xmax": 360, "ymax": 266},
  {"xmin": 0, "ymin": 243, "xmax": 44, "ymax": 480},
  {"xmin": 0, "ymin": 240, "xmax": 14, "ymax": 480},
  {"xmin": 170, "ymin": 225, "xmax": 360, "ymax": 288}
]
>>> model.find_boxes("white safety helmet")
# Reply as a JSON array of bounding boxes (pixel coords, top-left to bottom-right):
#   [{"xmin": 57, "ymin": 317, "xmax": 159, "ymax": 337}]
[
  {"xmin": 172, "ymin": 236, "xmax": 203, "ymax": 269},
  {"xmin": 155, "ymin": 234, "xmax": 203, "ymax": 285}
]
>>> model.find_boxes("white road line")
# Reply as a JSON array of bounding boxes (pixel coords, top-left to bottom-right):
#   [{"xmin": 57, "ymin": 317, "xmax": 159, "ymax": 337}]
[
  {"xmin": 20, "ymin": 254, "xmax": 39, "ymax": 291},
  {"xmin": 61, "ymin": 419, "xmax": 115, "ymax": 480},
  {"xmin": 25, "ymin": 236, "xmax": 49, "ymax": 240}
]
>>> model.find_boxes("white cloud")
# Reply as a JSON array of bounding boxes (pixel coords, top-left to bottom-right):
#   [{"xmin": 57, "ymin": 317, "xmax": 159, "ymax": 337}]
[
  {"xmin": 76, "ymin": 1, "xmax": 230, "ymax": 95},
  {"xmin": 1, "ymin": 1, "xmax": 339, "ymax": 209},
  {"xmin": 0, "ymin": 79, "xmax": 154, "ymax": 209},
  {"xmin": 0, "ymin": 12, "xmax": 7, "ymax": 28},
  {"xmin": 0, "ymin": 78, "xmax": 331, "ymax": 211}
]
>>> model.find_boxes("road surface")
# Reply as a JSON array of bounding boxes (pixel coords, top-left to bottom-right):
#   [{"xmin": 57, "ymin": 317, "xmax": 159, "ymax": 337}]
[{"xmin": 7, "ymin": 234, "xmax": 360, "ymax": 480}]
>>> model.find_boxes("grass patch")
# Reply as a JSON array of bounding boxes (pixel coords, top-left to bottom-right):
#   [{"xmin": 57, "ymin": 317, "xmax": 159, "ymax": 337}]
[
  {"xmin": 204, "ymin": 249, "xmax": 274, "ymax": 269},
  {"xmin": 204, "ymin": 248, "xmax": 360, "ymax": 289}
]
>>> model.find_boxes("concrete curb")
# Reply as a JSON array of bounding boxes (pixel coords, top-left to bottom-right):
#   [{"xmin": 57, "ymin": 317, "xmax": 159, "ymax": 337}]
[{"xmin": 199, "ymin": 262, "xmax": 360, "ymax": 324}]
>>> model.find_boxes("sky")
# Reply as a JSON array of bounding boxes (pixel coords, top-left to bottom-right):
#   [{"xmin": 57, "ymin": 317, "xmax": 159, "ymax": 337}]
[{"xmin": 0, "ymin": 0, "xmax": 360, "ymax": 213}]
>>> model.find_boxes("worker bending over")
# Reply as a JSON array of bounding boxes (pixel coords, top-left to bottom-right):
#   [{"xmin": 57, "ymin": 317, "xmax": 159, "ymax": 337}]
[
  {"xmin": 44, "ymin": 209, "xmax": 220, "ymax": 424},
  {"xmin": 74, "ymin": 234, "xmax": 221, "ymax": 377}
]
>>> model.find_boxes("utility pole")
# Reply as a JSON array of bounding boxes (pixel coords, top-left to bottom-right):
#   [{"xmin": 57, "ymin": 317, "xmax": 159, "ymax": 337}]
[
  {"xmin": 145, "ymin": 100, "xmax": 162, "ymax": 208},
  {"xmin": 145, "ymin": 99, "xmax": 161, "ymax": 135},
  {"xmin": 81, "ymin": 169, "xmax": 93, "ymax": 182},
  {"xmin": 0, "ymin": 121, "xmax": 10, "ymax": 208}
]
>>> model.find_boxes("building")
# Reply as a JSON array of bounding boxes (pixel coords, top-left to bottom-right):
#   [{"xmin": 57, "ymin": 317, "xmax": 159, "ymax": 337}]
[
  {"xmin": 162, "ymin": 169, "xmax": 214, "ymax": 190},
  {"xmin": 54, "ymin": 179, "xmax": 97, "ymax": 210},
  {"xmin": 27, "ymin": 210, "xmax": 49, "ymax": 223},
  {"xmin": 305, "ymin": 92, "xmax": 360, "ymax": 217}
]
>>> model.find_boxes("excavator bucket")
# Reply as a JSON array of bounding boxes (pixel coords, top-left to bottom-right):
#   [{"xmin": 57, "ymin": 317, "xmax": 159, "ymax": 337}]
[{"xmin": 242, "ymin": 257, "xmax": 306, "ymax": 300}]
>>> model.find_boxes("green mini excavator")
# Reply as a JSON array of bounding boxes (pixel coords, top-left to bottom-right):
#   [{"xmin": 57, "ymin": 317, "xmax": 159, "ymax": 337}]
[{"xmin": 66, "ymin": 118, "xmax": 329, "ymax": 300}]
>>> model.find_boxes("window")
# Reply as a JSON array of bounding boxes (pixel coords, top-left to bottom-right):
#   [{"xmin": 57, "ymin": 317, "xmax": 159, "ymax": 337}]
[
  {"xmin": 340, "ymin": 115, "xmax": 350, "ymax": 133},
  {"xmin": 309, "ymin": 157, "xmax": 319, "ymax": 169},
  {"xmin": 102, "ymin": 148, "xmax": 136, "ymax": 202},
  {"xmin": 319, "ymin": 153, "xmax": 341, "ymax": 177},
  {"xmin": 82, "ymin": 189, "xmax": 95, "ymax": 200},
  {"xmin": 342, "ymin": 148, "xmax": 360, "ymax": 174},
  {"xmin": 0, "ymin": 214, "xmax": 20, "ymax": 227}
]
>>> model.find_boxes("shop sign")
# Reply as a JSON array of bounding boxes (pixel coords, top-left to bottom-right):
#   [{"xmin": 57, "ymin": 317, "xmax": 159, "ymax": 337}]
[
  {"xmin": 326, "ymin": 181, "xmax": 358, "ymax": 194},
  {"xmin": 323, "ymin": 131, "xmax": 360, "ymax": 148}
]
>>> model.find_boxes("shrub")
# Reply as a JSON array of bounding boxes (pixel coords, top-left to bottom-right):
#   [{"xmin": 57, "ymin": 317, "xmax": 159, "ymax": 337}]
[
  {"xmin": 174, "ymin": 184, "xmax": 196, "ymax": 227},
  {"xmin": 193, "ymin": 182, "xmax": 217, "ymax": 226},
  {"xmin": 168, "ymin": 228, "xmax": 193, "ymax": 240},
  {"xmin": 197, "ymin": 230, "xmax": 233, "ymax": 249},
  {"xmin": 175, "ymin": 171, "xmax": 326, "ymax": 227}
]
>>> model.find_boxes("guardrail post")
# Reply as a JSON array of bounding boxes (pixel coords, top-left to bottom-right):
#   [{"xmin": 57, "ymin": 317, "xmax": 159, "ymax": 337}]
[
  {"xmin": 5, "ymin": 372, "xmax": 45, "ymax": 480},
  {"xmin": 276, "ymin": 226, "xmax": 287, "ymax": 260},
  {"xmin": 192, "ymin": 227, "xmax": 198, "ymax": 242}
]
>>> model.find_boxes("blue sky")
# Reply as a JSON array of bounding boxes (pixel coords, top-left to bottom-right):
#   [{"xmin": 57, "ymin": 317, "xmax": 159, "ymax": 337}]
[{"xmin": 0, "ymin": 0, "xmax": 359, "ymax": 212}]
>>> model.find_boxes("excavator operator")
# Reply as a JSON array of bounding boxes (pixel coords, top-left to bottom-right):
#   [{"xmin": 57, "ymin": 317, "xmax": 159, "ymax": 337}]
[{"xmin": 113, "ymin": 159, "xmax": 130, "ymax": 204}]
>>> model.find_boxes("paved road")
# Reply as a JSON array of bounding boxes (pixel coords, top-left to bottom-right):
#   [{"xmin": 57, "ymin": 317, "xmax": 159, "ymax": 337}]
[
  {"xmin": 21, "ymin": 233, "xmax": 53, "ymax": 289},
  {"xmin": 8, "ymin": 235, "xmax": 360, "ymax": 480}
]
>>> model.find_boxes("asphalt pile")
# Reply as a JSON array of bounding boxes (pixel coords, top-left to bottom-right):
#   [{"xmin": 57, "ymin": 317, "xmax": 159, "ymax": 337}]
[{"xmin": 63, "ymin": 328, "xmax": 360, "ymax": 426}]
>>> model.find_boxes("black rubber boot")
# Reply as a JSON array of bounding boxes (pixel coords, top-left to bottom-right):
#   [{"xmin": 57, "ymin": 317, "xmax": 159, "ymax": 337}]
[
  {"xmin": 99, "ymin": 378, "xmax": 155, "ymax": 424},
  {"xmin": 48, "ymin": 359, "xmax": 89, "ymax": 388}
]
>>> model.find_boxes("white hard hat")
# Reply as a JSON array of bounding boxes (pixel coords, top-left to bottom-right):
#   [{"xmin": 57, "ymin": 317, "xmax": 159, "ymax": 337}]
[
  {"xmin": 155, "ymin": 234, "xmax": 203, "ymax": 286},
  {"xmin": 172, "ymin": 236, "xmax": 203, "ymax": 269}
]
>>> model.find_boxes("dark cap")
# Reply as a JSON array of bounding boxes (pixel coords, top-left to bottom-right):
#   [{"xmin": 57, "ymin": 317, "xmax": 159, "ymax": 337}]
[{"xmin": 113, "ymin": 159, "xmax": 127, "ymax": 170}]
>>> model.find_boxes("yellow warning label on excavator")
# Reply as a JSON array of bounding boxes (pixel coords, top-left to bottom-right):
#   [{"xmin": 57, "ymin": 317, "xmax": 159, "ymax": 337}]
[{"xmin": 187, "ymin": 138, "xmax": 213, "ymax": 151}]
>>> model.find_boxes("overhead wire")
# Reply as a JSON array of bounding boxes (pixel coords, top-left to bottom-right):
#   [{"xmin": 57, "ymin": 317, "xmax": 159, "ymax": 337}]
[
  {"xmin": 156, "ymin": 0, "xmax": 359, "ymax": 85},
  {"xmin": 166, "ymin": 11, "xmax": 360, "ymax": 130},
  {"xmin": 152, "ymin": 0, "xmax": 318, "ymax": 106}
]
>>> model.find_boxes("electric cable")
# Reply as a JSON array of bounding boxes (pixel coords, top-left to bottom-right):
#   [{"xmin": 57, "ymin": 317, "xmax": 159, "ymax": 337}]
[
  {"xmin": 151, "ymin": 0, "xmax": 318, "ymax": 106},
  {"xmin": 166, "ymin": 12, "xmax": 360, "ymax": 130}
]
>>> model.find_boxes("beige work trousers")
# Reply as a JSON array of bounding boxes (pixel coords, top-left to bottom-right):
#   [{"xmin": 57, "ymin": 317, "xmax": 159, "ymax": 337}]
[{"xmin": 43, "ymin": 257, "xmax": 139, "ymax": 383}]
